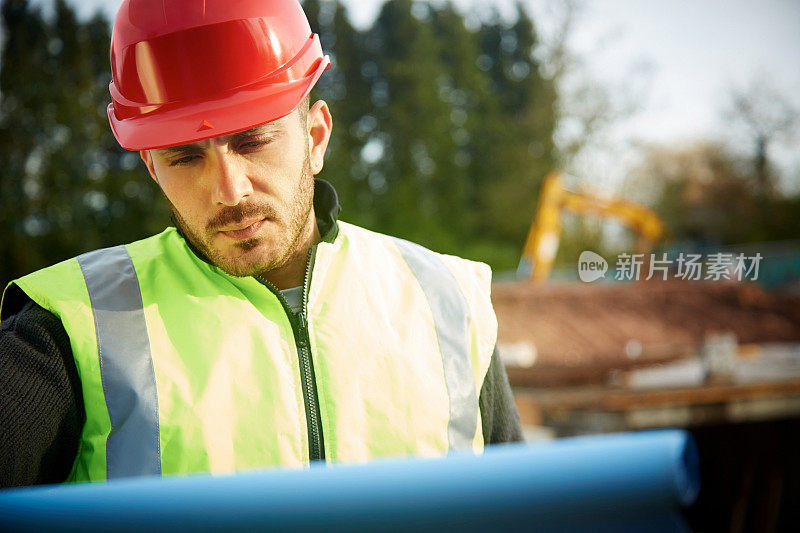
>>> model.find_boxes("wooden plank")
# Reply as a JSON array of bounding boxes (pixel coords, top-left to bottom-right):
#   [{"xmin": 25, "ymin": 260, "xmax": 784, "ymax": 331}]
[{"xmin": 515, "ymin": 379, "xmax": 800, "ymax": 412}]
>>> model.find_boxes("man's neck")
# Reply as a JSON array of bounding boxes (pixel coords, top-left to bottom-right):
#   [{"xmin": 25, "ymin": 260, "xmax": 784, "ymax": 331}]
[{"xmin": 259, "ymin": 210, "xmax": 321, "ymax": 290}]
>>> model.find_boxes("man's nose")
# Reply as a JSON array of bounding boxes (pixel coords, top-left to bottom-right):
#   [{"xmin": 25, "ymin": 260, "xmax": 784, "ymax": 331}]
[{"xmin": 210, "ymin": 153, "xmax": 254, "ymax": 206}]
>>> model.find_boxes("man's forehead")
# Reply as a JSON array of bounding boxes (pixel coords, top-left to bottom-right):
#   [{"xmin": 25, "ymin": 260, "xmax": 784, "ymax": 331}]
[{"xmin": 155, "ymin": 121, "xmax": 283, "ymax": 154}]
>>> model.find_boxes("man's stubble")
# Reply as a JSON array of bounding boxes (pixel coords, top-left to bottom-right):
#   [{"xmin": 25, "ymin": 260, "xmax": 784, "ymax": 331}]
[{"xmin": 166, "ymin": 155, "xmax": 316, "ymax": 279}]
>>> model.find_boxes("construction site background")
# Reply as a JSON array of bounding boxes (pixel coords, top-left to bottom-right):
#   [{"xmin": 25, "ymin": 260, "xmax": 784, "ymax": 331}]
[{"xmin": 2, "ymin": 1, "xmax": 799, "ymax": 531}]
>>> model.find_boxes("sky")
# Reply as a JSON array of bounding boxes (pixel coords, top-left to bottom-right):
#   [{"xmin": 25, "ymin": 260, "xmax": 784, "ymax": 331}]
[{"xmin": 26, "ymin": 0, "xmax": 800, "ymax": 190}]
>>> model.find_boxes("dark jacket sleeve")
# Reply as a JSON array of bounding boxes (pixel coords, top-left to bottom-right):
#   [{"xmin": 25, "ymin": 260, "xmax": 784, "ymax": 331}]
[
  {"xmin": 479, "ymin": 346, "xmax": 523, "ymax": 444},
  {"xmin": 0, "ymin": 287, "xmax": 84, "ymax": 487}
]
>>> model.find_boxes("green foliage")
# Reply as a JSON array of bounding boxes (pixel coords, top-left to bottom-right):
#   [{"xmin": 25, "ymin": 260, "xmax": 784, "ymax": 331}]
[
  {"xmin": 0, "ymin": 0, "xmax": 557, "ymax": 286},
  {"xmin": 305, "ymin": 0, "xmax": 556, "ymax": 269},
  {"xmin": 632, "ymin": 141, "xmax": 800, "ymax": 246},
  {"xmin": 0, "ymin": 0, "xmax": 170, "ymax": 287}
]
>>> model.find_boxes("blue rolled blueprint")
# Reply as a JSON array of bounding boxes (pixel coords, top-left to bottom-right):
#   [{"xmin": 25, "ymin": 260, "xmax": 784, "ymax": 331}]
[{"xmin": 0, "ymin": 429, "xmax": 698, "ymax": 532}]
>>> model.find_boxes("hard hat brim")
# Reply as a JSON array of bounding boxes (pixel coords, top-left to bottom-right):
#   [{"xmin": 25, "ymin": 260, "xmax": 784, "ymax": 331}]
[{"xmin": 108, "ymin": 56, "xmax": 330, "ymax": 151}]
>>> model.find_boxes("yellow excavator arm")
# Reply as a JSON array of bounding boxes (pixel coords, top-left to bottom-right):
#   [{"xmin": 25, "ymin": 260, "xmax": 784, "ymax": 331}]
[{"xmin": 520, "ymin": 171, "xmax": 665, "ymax": 282}]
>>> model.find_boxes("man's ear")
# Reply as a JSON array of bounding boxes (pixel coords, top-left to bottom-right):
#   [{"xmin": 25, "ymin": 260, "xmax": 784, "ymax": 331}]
[
  {"xmin": 140, "ymin": 150, "xmax": 159, "ymax": 183},
  {"xmin": 307, "ymin": 100, "xmax": 332, "ymax": 175}
]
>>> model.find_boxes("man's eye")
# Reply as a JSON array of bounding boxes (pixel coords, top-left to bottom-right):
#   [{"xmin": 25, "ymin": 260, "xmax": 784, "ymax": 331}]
[
  {"xmin": 169, "ymin": 154, "xmax": 199, "ymax": 167},
  {"xmin": 239, "ymin": 139, "xmax": 271, "ymax": 151}
]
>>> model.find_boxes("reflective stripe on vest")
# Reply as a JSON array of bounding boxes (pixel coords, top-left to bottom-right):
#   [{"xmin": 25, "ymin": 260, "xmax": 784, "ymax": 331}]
[
  {"xmin": 77, "ymin": 246, "xmax": 161, "ymax": 479},
  {"xmin": 392, "ymin": 237, "xmax": 477, "ymax": 451}
]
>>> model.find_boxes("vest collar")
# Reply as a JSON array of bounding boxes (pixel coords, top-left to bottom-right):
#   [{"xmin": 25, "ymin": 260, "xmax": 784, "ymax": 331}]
[{"xmin": 313, "ymin": 178, "xmax": 341, "ymax": 244}]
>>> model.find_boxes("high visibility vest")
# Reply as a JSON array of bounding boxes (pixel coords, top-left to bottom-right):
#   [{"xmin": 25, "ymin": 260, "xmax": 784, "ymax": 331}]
[{"xmin": 5, "ymin": 221, "xmax": 497, "ymax": 481}]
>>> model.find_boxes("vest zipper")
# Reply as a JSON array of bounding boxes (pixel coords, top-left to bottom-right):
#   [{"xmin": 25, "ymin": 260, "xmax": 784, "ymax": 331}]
[
  {"xmin": 257, "ymin": 246, "xmax": 325, "ymax": 462},
  {"xmin": 298, "ymin": 245, "xmax": 324, "ymax": 461}
]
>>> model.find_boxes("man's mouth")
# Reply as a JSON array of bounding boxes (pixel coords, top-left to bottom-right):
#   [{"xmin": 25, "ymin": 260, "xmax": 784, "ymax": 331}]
[{"xmin": 218, "ymin": 218, "xmax": 267, "ymax": 240}]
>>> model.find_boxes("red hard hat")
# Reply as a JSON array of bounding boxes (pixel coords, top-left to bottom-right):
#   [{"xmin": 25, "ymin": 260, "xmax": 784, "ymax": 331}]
[{"xmin": 107, "ymin": 0, "xmax": 330, "ymax": 150}]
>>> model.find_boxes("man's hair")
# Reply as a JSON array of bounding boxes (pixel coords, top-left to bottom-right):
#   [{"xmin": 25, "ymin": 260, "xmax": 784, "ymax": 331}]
[{"xmin": 298, "ymin": 95, "xmax": 310, "ymax": 126}]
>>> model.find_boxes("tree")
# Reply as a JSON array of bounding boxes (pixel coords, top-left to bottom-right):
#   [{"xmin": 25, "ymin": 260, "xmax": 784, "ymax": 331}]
[
  {"xmin": 1, "ymin": 0, "xmax": 559, "ymax": 278},
  {"xmin": 304, "ymin": 0, "xmax": 375, "ymax": 229},
  {"xmin": 727, "ymin": 79, "xmax": 800, "ymax": 198},
  {"xmin": 629, "ymin": 141, "xmax": 800, "ymax": 246},
  {"xmin": 476, "ymin": 3, "xmax": 556, "ymax": 254},
  {"xmin": 0, "ymin": 0, "xmax": 169, "ymax": 287},
  {"xmin": 302, "ymin": 1, "xmax": 557, "ymax": 269}
]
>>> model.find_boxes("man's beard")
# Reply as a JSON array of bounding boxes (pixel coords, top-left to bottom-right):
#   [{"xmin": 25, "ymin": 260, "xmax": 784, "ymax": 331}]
[{"xmin": 168, "ymin": 156, "xmax": 315, "ymax": 278}]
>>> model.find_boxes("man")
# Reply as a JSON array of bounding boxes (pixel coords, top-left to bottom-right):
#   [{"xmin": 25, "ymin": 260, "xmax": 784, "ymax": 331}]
[{"xmin": 0, "ymin": 0, "xmax": 521, "ymax": 486}]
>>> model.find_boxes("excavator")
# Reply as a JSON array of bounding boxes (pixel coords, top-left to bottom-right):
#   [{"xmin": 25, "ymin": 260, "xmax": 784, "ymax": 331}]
[{"xmin": 519, "ymin": 171, "xmax": 666, "ymax": 282}]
